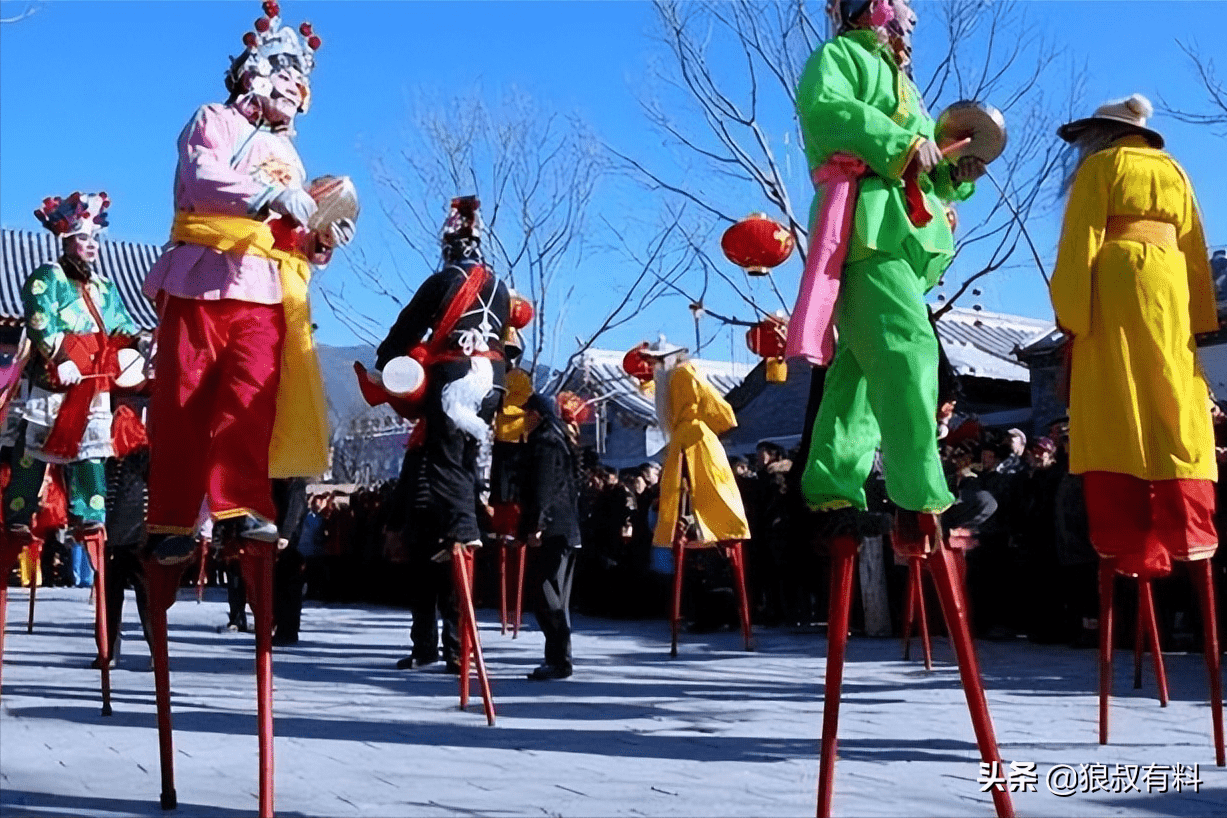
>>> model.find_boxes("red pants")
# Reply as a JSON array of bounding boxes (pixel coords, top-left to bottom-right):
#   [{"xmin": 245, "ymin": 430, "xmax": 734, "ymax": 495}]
[
  {"xmin": 1083, "ymin": 471, "xmax": 1219, "ymax": 577},
  {"xmin": 147, "ymin": 296, "xmax": 285, "ymax": 533}
]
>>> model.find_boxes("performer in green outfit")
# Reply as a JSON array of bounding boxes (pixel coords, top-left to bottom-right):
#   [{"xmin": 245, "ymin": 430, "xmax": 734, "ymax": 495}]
[{"xmin": 796, "ymin": 0, "xmax": 985, "ymax": 519}]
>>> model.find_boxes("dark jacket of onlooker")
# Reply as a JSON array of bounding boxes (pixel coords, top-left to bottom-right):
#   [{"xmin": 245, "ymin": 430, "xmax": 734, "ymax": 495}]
[{"xmin": 518, "ymin": 399, "xmax": 582, "ymax": 548}]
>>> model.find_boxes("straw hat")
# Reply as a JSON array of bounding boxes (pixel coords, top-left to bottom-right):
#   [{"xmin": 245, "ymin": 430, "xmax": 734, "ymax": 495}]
[{"xmin": 1057, "ymin": 93, "xmax": 1164, "ymax": 149}]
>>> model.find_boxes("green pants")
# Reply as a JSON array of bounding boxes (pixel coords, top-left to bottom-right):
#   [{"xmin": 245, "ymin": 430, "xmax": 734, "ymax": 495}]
[
  {"xmin": 801, "ymin": 245, "xmax": 955, "ymax": 514},
  {"xmin": 5, "ymin": 446, "xmax": 107, "ymax": 528}
]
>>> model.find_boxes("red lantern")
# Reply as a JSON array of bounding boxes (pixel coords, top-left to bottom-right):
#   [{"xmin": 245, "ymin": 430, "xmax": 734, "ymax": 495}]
[
  {"xmin": 556, "ymin": 391, "xmax": 592, "ymax": 425},
  {"xmin": 721, "ymin": 213, "xmax": 795, "ymax": 276},
  {"xmin": 508, "ymin": 293, "xmax": 534, "ymax": 329},
  {"xmin": 622, "ymin": 343, "xmax": 653, "ymax": 384},
  {"xmin": 746, "ymin": 315, "xmax": 789, "ymax": 383}
]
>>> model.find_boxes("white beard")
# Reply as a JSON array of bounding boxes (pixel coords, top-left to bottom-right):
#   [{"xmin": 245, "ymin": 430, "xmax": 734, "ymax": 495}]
[
  {"xmin": 441, "ymin": 357, "xmax": 495, "ymax": 440},
  {"xmin": 653, "ymin": 357, "xmax": 680, "ymax": 444}
]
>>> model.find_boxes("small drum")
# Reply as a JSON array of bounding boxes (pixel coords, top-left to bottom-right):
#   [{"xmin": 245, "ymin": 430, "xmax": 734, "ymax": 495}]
[
  {"xmin": 114, "ymin": 348, "xmax": 147, "ymax": 389},
  {"xmin": 935, "ymin": 101, "xmax": 1008, "ymax": 164},
  {"xmin": 381, "ymin": 355, "xmax": 426, "ymax": 402},
  {"xmin": 306, "ymin": 175, "xmax": 360, "ymax": 235}
]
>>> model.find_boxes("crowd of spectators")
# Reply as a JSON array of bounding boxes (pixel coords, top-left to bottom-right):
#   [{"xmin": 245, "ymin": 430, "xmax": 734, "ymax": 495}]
[{"xmin": 20, "ymin": 411, "xmax": 1222, "ymax": 655}]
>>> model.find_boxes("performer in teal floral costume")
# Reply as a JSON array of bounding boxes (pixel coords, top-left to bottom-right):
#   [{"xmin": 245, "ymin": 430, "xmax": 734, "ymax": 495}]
[
  {"xmin": 796, "ymin": 0, "xmax": 986, "ymax": 520},
  {"xmin": 5, "ymin": 192, "xmax": 139, "ymax": 539}
]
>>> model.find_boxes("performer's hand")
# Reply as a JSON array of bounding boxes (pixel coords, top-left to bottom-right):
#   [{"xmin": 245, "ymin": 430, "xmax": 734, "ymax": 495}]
[
  {"xmin": 269, "ymin": 187, "xmax": 318, "ymax": 228},
  {"xmin": 322, "ymin": 217, "xmax": 356, "ymax": 249},
  {"xmin": 908, "ymin": 139, "xmax": 944, "ymax": 175},
  {"xmin": 526, "ymin": 531, "xmax": 542, "ymax": 548},
  {"xmin": 951, "ymin": 156, "xmax": 987, "ymax": 184},
  {"xmin": 56, "ymin": 360, "xmax": 83, "ymax": 385},
  {"xmin": 276, "ymin": 537, "xmax": 289, "ymax": 551}
]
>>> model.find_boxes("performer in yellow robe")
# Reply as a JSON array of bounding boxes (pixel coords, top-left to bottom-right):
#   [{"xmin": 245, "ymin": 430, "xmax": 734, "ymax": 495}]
[
  {"xmin": 644, "ymin": 340, "xmax": 750, "ymax": 547},
  {"xmin": 1050, "ymin": 93, "xmax": 1217, "ymax": 577}
]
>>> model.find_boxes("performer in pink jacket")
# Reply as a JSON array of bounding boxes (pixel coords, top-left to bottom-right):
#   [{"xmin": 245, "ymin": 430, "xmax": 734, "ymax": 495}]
[{"xmin": 143, "ymin": 1, "xmax": 353, "ymax": 562}]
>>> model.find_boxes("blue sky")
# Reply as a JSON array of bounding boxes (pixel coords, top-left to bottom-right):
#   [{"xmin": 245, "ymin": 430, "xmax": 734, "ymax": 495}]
[{"xmin": 2, "ymin": 1, "xmax": 1224, "ymax": 368}]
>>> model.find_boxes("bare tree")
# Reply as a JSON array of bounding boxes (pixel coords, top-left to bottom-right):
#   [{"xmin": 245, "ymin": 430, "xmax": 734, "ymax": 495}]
[
  {"xmin": 619, "ymin": 0, "xmax": 1073, "ymax": 333},
  {"xmin": 1160, "ymin": 40, "xmax": 1227, "ymax": 134},
  {"xmin": 0, "ymin": 2, "xmax": 42, "ymax": 24},
  {"xmin": 327, "ymin": 88, "xmax": 605, "ymax": 372}
]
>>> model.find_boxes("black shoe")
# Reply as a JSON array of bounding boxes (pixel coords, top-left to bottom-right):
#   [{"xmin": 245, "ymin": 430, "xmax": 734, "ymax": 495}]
[
  {"xmin": 89, "ymin": 655, "xmax": 117, "ymax": 670},
  {"xmin": 527, "ymin": 663, "xmax": 572, "ymax": 680},
  {"xmin": 144, "ymin": 534, "xmax": 198, "ymax": 567},
  {"xmin": 270, "ymin": 631, "xmax": 299, "ymax": 646},
  {"xmin": 218, "ymin": 514, "xmax": 280, "ymax": 543},
  {"xmin": 816, "ymin": 507, "xmax": 858, "ymax": 539},
  {"xmin": 396, "ymin": 655, "xmax": 439, "ymax": 670},
  {"xmin": 444, "ymin": 659, "xmax": 462, "ymax": 675}
]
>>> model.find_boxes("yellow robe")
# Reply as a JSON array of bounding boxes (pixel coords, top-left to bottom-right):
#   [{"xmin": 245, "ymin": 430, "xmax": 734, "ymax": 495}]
[
  {"xmin": 652, "ymin": 363, "xmax": 751, "ymax": 546},
  {"xmin": 1050, "ymin": 136, "xmax": 1217, "ymax": 481}
]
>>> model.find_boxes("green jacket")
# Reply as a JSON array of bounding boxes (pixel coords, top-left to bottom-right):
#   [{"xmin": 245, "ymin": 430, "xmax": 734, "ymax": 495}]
[
  {"xmin": 796, "ymin": 29, "xmax": 974, "ymax": 287},
  {"xmin": 23, "ymin": 261, "xmax": 138, "ymax": 362}
]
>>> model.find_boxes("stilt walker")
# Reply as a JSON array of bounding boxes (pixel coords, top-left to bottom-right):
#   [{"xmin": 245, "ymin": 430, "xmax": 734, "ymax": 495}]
[
  {"xmin": 0, "ymin": 192, "xmax": 140, "ymax": 715},
  {"xmin": 1051, "ymin": 93, "xmax": 1224, "ymax": 765},
  {"xmin": 357, "ymin": 195, "xmax": 508, "ymax": 722},
  {"xmin": 636, "ymin": 339, "xmax": 754, "ymax": 657},
  {"xmin": 787, "ymin": 1, "xmax": 1012, "ymax": 814},
  {"xmin": 141, "ymin": 2, "xmax": 354, "ymax": 811}
]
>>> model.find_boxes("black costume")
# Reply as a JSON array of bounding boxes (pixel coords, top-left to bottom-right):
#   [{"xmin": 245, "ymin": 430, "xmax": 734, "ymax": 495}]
[
  {"xmin": 378, "ymin": 199, "xmax": 510, "ymax": 667},
  {"xmin": 519, "ymin": 395, "xmax": 582, "ymax": 676}
]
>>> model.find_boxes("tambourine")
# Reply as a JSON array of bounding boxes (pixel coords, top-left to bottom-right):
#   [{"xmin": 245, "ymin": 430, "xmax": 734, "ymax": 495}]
[
  {"xmin": 306, "ymin": 175, "xmax": 360, "ymax": 235},
  {"xmin": 935, "ymin": 101, "xmax": 1008, "ymax": 164}
]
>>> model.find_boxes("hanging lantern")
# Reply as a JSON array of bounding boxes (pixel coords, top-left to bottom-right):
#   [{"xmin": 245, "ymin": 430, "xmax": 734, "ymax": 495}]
[
  {"xmin": 721, "ymin": 213, "xmax": 795, "ymax": 276},
  {"xmin": 555, "ymin": 391, "xmax": 593, "ymax": 425},
  {"xmin": 746, "ymin": 315, "xmax": 789, "ymax": 383},
  {"xmin": 508, "ymin": 290, "xmax": 534, "ymax": 329},
  {"xmin": 622, "ymin": 342, "xmax": 654, "ymax": 389}
]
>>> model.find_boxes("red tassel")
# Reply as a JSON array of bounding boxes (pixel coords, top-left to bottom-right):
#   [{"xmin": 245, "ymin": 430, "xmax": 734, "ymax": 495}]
[
  {"xmin": 110, "ymin": 404, "xmax": 149, "ymax": 459},
  {"xmin": 903, "ymin": 167, "xmax": 933, "ymax": 228}
]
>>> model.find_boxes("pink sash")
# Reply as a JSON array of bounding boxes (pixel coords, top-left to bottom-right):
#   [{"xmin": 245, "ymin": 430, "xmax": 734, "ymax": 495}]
[{"xmin": 784, "ymin": 154, "xmax": 868, "ymax": 366}]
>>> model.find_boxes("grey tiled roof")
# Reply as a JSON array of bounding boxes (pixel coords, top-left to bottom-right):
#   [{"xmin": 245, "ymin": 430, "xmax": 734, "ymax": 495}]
[
  {"xmin": 933, "ymin": 306, "xmax": 1054, "ymax": 381},
  {"xmin": 0, "ymin": 228, "xmax": 160, "ymax": 330}
]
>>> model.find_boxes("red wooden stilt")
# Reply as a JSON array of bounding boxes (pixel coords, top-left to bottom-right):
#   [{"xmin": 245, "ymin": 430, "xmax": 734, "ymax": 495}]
[
  {"xmin": 1137, "ymin": 578, "xmax": 1169, "ymax": 706},
  {"xmin": 81, "ymin": 528, "xmax": 112, "ymax": 716},
  {"xmin": 513, "ymin": 542, "xmax": 526, "ymax": 638},
  {"xmin": 498, "ymin": 542, "xmax": 509, "ymax": 635},
  {"xmin": 926, "ymin": 529, "xmax": 1014, "ymax": 818},
  {"xmin": 238, "ymin": 540, "xmax": 276, "ymax": 818},
  {"xmin": 1190, "ymin": 558, "xmax": 1225, "ymax": 766},
  {"xmin": 1098, "ymin": 558, "xmax": 1116, "ymax": 746},
  {"xmin": 670, "ymin": 531, "xmax": 686, "ymax": 659},
  {"xmin": 26, "ymin": 539, "xmax": 41, "ymax": 633},
  {"xmin": 902, "ymin": 558, "xmax": 917, "ymax": 661},
  {"xmin": 452, "ymin": 543, "xmax": 495, "ymax": 725},
  {"xmin": 195, "ymin": 539, "xmax": 208, "ymax": 604},
  {"xmin": 142, "ymin": 556, "xmax": 191, "ymax": 811},
  {"xmin": 726, "ymin": 541, "xmax": 755, "ymax": 651},
  {"xmin": 915, "ymin": 560, "xmax": 934, "ymax": 672},
  {"xmin": 0, "ymin": 532, "xmax": 29, "ymax": 698},
  {"xmin": 1132, "ymin": 588, "xmax": 1145, "ymax": 691},
  {"xmin": 816, "ymin": 535, "xmax": 858, "ymax": 818}
]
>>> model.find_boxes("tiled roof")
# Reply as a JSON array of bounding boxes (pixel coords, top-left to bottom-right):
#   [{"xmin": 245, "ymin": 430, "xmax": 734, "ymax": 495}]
[
  {"xmin": 0, "ymin": 228, "xmax": 160, "ymax": 330},
  {"xmin": 556, "ymin": 348, "xmax": 751, "ymax": 426},
  {"xmin": 933, "ymin": 306, "xmax": 1054, "ymax": 381}
]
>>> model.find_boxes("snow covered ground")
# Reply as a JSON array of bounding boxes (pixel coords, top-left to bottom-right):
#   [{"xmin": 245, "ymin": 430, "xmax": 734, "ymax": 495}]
[{"xmin": 1, "ymin": 587, "xmax": 1223, "ymax": 817}]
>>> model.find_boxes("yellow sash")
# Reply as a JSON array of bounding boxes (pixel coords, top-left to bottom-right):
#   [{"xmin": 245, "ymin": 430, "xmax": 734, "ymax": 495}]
[{"xmin": 170, "ymin": 212, "xmax": 330, "ymax": 478}]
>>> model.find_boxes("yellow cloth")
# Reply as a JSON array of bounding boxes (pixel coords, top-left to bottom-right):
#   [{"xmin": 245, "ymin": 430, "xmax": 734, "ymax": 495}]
[
  {"xmin": 170, "ymin": 213, "xmax": 330, "ymax": 478},
  {"xmin": 652, "ymin": 362, "xmax": 751, "ymax": 546},
  {"xmin": 494, "ymin": 368, "xmax": 534, "ymax": 442},
  {"xmin": 1050, "ymin": 136, "xmax": 1216, "ymax": 481}
]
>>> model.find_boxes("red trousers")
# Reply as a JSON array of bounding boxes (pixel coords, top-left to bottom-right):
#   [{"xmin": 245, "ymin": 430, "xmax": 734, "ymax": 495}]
[
  {"xmin": 147, "ymin": 296, "xmax": 285, "ymax": 533},
  {"xmin": 1083, "ymin": 471, "xmax": 1219, "ymax": 577}
]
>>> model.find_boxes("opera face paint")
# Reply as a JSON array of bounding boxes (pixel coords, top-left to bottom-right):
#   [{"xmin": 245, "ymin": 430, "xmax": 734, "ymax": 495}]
[{"xmin": 65, "ymin": 233, "xmax": 100, "ymax": 264}]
